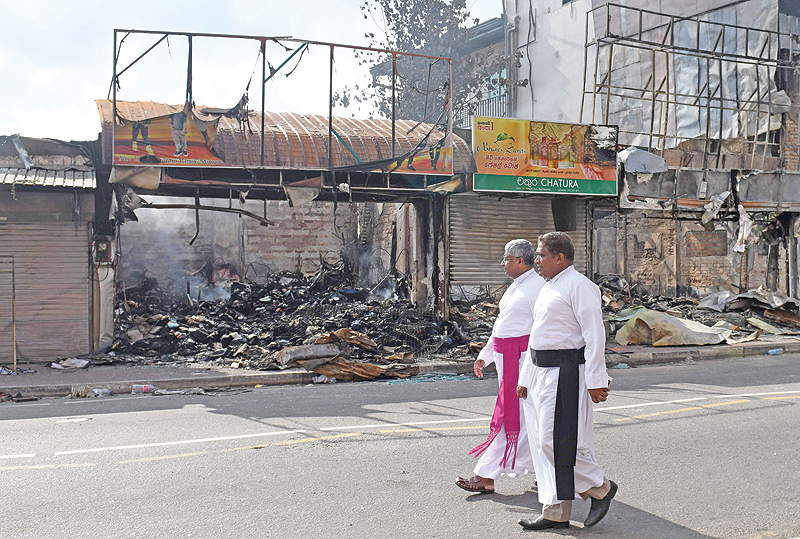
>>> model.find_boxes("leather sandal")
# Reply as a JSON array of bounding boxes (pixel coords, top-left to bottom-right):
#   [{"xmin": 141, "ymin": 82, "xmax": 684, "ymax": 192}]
[{"xmin": 455, "ymin": 475, "xmax": 494, "ymax": 494}]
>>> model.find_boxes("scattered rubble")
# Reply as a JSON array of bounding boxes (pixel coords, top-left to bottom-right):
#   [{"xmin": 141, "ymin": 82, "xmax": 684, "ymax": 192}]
[
  {"xmin": 66, "ymin": 258, "xmax": 800, "ymax": 380},
  {"xmin": 3, "ymin": 392, "xmax": 39, "ymax": 403},
  {"xmin": 598, "ymin": 275, "xmax": 800, "ymax": 346},
  {"xmin": 0, "ymin": 366, "xmax": 36, "ymax": 376},
  {"xmin": 615, "ymin": 309, "xmax": 734, "ymax": 346},
  {"xmin": 90, "ymin": 260, "xmax": 475, "ymax": 381},
  {"xmin": 50, "ymin": 358, "xmax": 90, "ymax": 370}
]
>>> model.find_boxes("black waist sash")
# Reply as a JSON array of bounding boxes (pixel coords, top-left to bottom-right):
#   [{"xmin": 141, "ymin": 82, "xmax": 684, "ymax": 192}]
[{"xmin": 531, "ymin": 347, "xmax": 586, "ymax": 501}]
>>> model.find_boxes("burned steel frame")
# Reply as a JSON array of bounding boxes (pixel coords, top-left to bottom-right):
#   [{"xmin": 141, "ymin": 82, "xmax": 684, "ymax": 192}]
[
  {"xmin": 111, "ymin": 29, "xmax": 453, "ymax": 190},
  {"xmin": 581, "ymin": 2, "xmax": 800, "ymax": 170},
  {"xmin": 138, "ymin": 202, "xmax": 275, "ymax": 227}
]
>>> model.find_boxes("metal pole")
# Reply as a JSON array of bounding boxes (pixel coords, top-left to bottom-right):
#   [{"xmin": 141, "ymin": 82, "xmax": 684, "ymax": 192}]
[
  {"xmin": 112, "ymin": 30, "xmax": 117, "ymax": 166},
  {"xmin": 717, "ymin": 38, "xmax": 724, "ymax": 169},
  {"xmin": 580, "ymin": 9, "xmax": 589, "ymax": 123},
  {"xmin": 604, "ymin": 43, "xmax": 614, "ymax": 124},
  {"xmin": 703, "ymin": 46, "xmax": 711, "ymax": 172},
  {"xmin": 391, "ymin": 53, "xmax": 397, "ymax": 158},
  {"xmin": 648, "ymin": 48, "xmax": 656, "ymax": 151},
  {"xmin": 113, "ymin": 28, "xmax": 452, "ymax": 61},
  {"xmin": 187, "ymin": 35, "xmax": 193, "ymax": 104},
  {"xmin": 662, "ymin": 52, "xmax": 669, "ymax": 154},
  {"xmin": 328, "ymin": 45, "xmax": 334, "ymax": 175},
  {"xmin": 12, "ymin": 256, "xmax": 16, "ymax": 371},
  {"xmin": 591, "ymin": 35, "xmax": 601, "ymax": 122},
  {"xmin": 261, "ymin": 39, "xmax": 266, "ymax": 167}
]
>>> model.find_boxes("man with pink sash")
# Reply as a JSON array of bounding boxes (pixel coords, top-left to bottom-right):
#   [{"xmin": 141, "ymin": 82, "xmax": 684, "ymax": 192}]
[{"xmin": 456, "ymin": 239, "xmax": 545, "ymax": 494}]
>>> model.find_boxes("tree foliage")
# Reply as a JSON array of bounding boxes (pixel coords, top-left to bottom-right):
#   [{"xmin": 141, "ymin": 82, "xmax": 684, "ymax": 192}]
[{"xmin": 335, "ymin": 0, "xmax": 516, "ymax": 123}]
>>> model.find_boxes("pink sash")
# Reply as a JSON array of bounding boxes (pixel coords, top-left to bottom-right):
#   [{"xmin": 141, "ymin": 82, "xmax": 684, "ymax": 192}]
[{"xmin": 468, "ymin": 334, "xmax": 529, "ymax": 469}]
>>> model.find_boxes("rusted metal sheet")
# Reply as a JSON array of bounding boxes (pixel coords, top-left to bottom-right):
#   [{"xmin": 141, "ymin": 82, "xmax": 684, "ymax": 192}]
[
  {"xmin": 622, "ymin": 168, "xmax": 800, "ymax": 212},
  {"xmin": 0, "ymin": 167, "xmax": 95, "ymax": 189},
  {"xmin": 764, "ymin": 308, "xmax": 800, "ymax": 328},
  {"xmin": 0, "ymin": 222, "xmax": 91, "ymax": 363},
  {"xmin": 96, "ymin": 100, "xmax": 476, "ymax": 173},
  {"xmin": 448, "ymin": 194, "xmax": 588, "ymax": 286}
]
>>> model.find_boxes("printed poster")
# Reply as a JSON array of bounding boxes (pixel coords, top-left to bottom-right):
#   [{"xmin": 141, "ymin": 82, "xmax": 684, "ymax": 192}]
[
  {"xmin": 113, "ymin": 103, "xmax": 226, "ymax": 167},
  {"xmin": 472, "ymin": 117, "xmax": 618, "ymax": 195}
]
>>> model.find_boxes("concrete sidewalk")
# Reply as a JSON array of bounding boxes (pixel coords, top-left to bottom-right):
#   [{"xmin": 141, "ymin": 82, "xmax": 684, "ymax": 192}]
[{"xmin": 2, "ymin": 336, "xmax": 799, "ymax": 399}]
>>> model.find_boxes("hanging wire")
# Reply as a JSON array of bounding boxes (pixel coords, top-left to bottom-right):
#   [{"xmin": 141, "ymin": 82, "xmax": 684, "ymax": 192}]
[
  {"xmin": 107, "ymin": 31, "xmax": 132, "ymax": 99},
  {"xmin": 282, "ymin": 45, "xmax": 309, "ymax": 77},
  {"xmin": 244, "ymin": 43, "xmax": 263, "ymax": 94}
]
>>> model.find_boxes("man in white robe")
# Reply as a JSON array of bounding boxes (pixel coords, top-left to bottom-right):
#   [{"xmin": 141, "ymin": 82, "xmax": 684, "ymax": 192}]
[
  {"xmin": 517, "ymin": 232, "xmax": 617, "ymax": 530},
  {"xmin": 455, "ymin": 239, "xmax": 545, "ymax": 494}
]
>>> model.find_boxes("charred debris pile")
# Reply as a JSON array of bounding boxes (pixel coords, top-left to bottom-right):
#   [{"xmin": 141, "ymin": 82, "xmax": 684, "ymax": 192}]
[
  {"xmin": 597, "ymin": 275, "xmax": 800, "ymax": 346},
  {"xmin": 104, "ymin": 261, "xmax": 472, "ymax": 380}
]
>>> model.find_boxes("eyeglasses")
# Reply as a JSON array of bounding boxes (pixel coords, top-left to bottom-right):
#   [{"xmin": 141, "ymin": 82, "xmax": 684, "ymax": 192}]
[{"xmin": 501, "ymin": 256, "xmax": 521, "ymax": 263}]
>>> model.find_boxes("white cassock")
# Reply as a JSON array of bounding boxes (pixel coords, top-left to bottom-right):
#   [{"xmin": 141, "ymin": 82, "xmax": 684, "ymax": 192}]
[
  {"xmin": 474, "ymin": 268, "xmax": 544, "ymax": 479},
  {"xmin": 519, "ymin": 265, "xmax": 609, "ymax": 506}
]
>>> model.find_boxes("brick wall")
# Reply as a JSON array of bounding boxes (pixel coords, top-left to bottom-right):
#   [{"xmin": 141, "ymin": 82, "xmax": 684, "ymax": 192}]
[
  {"xmin": 597, "ymin": 210, "xmax": 784, "ymax": 297},
  {"xmin": 242, "ymin": 200, "xmax": 398, "ymax": 283},
  {"xmin": 620, "ymin": 212, "xmax": 678, "ymax": 295},
  {"xmin": 242, "ymin": 200, "xmax": 358, "ymax": 277},
  {"xmin": 785, "ymin": 114, "xmax": 800, "ymax": 172},
  {"xmin": 120, "ymin": 197, "xmax": 401, "ymax": 293},
  {"xmin": 592, "ymin": 209, "xmax": 619, "ymax": 275},
  {"xmin": 679, "ymin": 221, "xmax": 779, "ymax": 295},
  {"xmin": 685, "ymin": 230, "xmax": 727, "ymax": 257}
]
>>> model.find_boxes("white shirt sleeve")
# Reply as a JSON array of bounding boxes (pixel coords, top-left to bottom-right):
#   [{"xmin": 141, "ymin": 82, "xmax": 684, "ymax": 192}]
[
  {"xmin": 518, "ymin": 350, "xmax": 532, "ymax": 389},
  {"xmin": 478, "ymin": 337, "xmax": 495, "ymax": 366},
  {"xmin": 571, "ymin": 281, "xmax": 609, "ymax": 389}
]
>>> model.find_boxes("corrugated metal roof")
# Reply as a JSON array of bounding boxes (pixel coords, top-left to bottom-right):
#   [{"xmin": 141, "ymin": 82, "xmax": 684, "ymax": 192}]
[
  {"xmin": 0, "ymin": 167, "xmax": 96, "ymax": 189},
  {"xmin": 97, "ymin": 100, "xmax": 476, "ymax": 173}
]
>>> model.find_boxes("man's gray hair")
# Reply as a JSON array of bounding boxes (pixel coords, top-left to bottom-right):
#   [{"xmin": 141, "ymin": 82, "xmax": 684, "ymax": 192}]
[{"xmin": 504, "ymin": 239, "xmax": 536, "ymax": 266}]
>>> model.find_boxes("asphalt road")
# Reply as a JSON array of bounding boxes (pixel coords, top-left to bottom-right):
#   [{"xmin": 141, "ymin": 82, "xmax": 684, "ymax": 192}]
[{"xmin": 2, "ymin": 354, "xmax": 800, "ymax": 539}]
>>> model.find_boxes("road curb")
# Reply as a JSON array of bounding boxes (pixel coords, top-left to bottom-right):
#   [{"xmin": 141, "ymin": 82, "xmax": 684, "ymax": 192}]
[
  {"xmin": 2, "ymin": 342, "xmax": 797, "ymax": 399},
  {"xmin": 607, "ymin": 341, "xmax": 800, "ymax": 366}
]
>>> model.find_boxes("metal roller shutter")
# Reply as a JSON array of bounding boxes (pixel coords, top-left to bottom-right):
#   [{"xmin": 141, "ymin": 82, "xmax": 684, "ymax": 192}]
[
  {"xmin": 0, "ymin": 222, "xmax": 91, "ymax": 363},
  {"xmin": 448, "ymin": 194, "xmax": 588, "ymax": 286}
]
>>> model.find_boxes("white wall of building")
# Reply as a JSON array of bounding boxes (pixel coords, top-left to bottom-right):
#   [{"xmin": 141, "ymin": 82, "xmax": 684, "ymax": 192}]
[{"xmin": 504, "ymin": 0, "xmax": 593, "ymax": 124}]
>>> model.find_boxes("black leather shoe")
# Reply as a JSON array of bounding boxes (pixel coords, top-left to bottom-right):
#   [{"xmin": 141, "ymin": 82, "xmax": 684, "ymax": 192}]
[
  {"xmin": 518, "ymin": 516, "xmax": 569, "ymax": 530},
  {"xmin": 584, "ymin": 480, "xmax": 618, "ymax": 527}
]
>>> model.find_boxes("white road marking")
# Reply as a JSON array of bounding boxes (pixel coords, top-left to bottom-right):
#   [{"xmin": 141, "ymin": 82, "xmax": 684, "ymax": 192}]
[
  {"xmin": 595, "ymin": 398, "xmax": 707, "ymax": 412},
  {"xmin": 2, "ymin": 402, "xmax": 51, "ymax": 407},
  {"xmin": 54, "ymin": 429, "xmax": 308, "ymax": 456},
  {"xmin": 320, "ymin": 417, "xmax": 491, "ymax": 431},
  {"xmin": 0, "ymin": 454, "xmax": 36, "ymax": 459},
  {"xmin": 713, "ymin": 390, "xmax": 800, "ymax": 398},
  {"xmin": 2, "ymin": 462, "xmax": 93, "ymax": 471},
  {"xmin": 56, "ymin": 418, "xmax": 91, "ymax": 423}
]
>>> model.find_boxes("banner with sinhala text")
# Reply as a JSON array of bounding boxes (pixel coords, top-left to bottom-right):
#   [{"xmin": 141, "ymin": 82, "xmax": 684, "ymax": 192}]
[{"xmin": 472, "ymin": 117, "xmax": 618, "ymax": 196}]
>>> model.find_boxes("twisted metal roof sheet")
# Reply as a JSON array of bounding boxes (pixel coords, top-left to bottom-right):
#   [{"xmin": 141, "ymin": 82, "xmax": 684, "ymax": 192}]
[
  {"xmin": 97, "ymin": 100, "xmax": 476, "ymax": 173},
  {"xmin": 0, "ymin": 167, "xmax": 96, "ymax": 189}
]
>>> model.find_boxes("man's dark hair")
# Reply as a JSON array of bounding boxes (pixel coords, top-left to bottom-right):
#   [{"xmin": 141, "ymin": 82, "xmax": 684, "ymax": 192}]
[{"xmin": 538, "ymin": 232, "xmax": 574, "ymax": 262}]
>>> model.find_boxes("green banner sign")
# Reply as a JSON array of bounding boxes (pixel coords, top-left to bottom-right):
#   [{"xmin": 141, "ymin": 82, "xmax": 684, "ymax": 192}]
[{"xmin": 474, "ymin": 173, "xmax": 618, "ymax": 195}]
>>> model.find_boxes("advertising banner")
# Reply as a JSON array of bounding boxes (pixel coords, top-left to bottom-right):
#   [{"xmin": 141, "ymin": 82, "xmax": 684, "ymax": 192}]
[
  {"xmin": 383, "ymin": 132, "xmax": 453, "ymax": 175},
  {"xmin": 472, "ymin": 117, "xmax": 618, "ymax": 195},
  {"xmin": 113, "ymin": 103, "xmax": 226, "ymax": 167}
]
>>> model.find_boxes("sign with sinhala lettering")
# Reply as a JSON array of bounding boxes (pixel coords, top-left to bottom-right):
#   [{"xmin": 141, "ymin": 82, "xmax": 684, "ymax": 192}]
[{"xmin": 472, "ymin": 117, "xmax": 618, "ymax": 196}]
